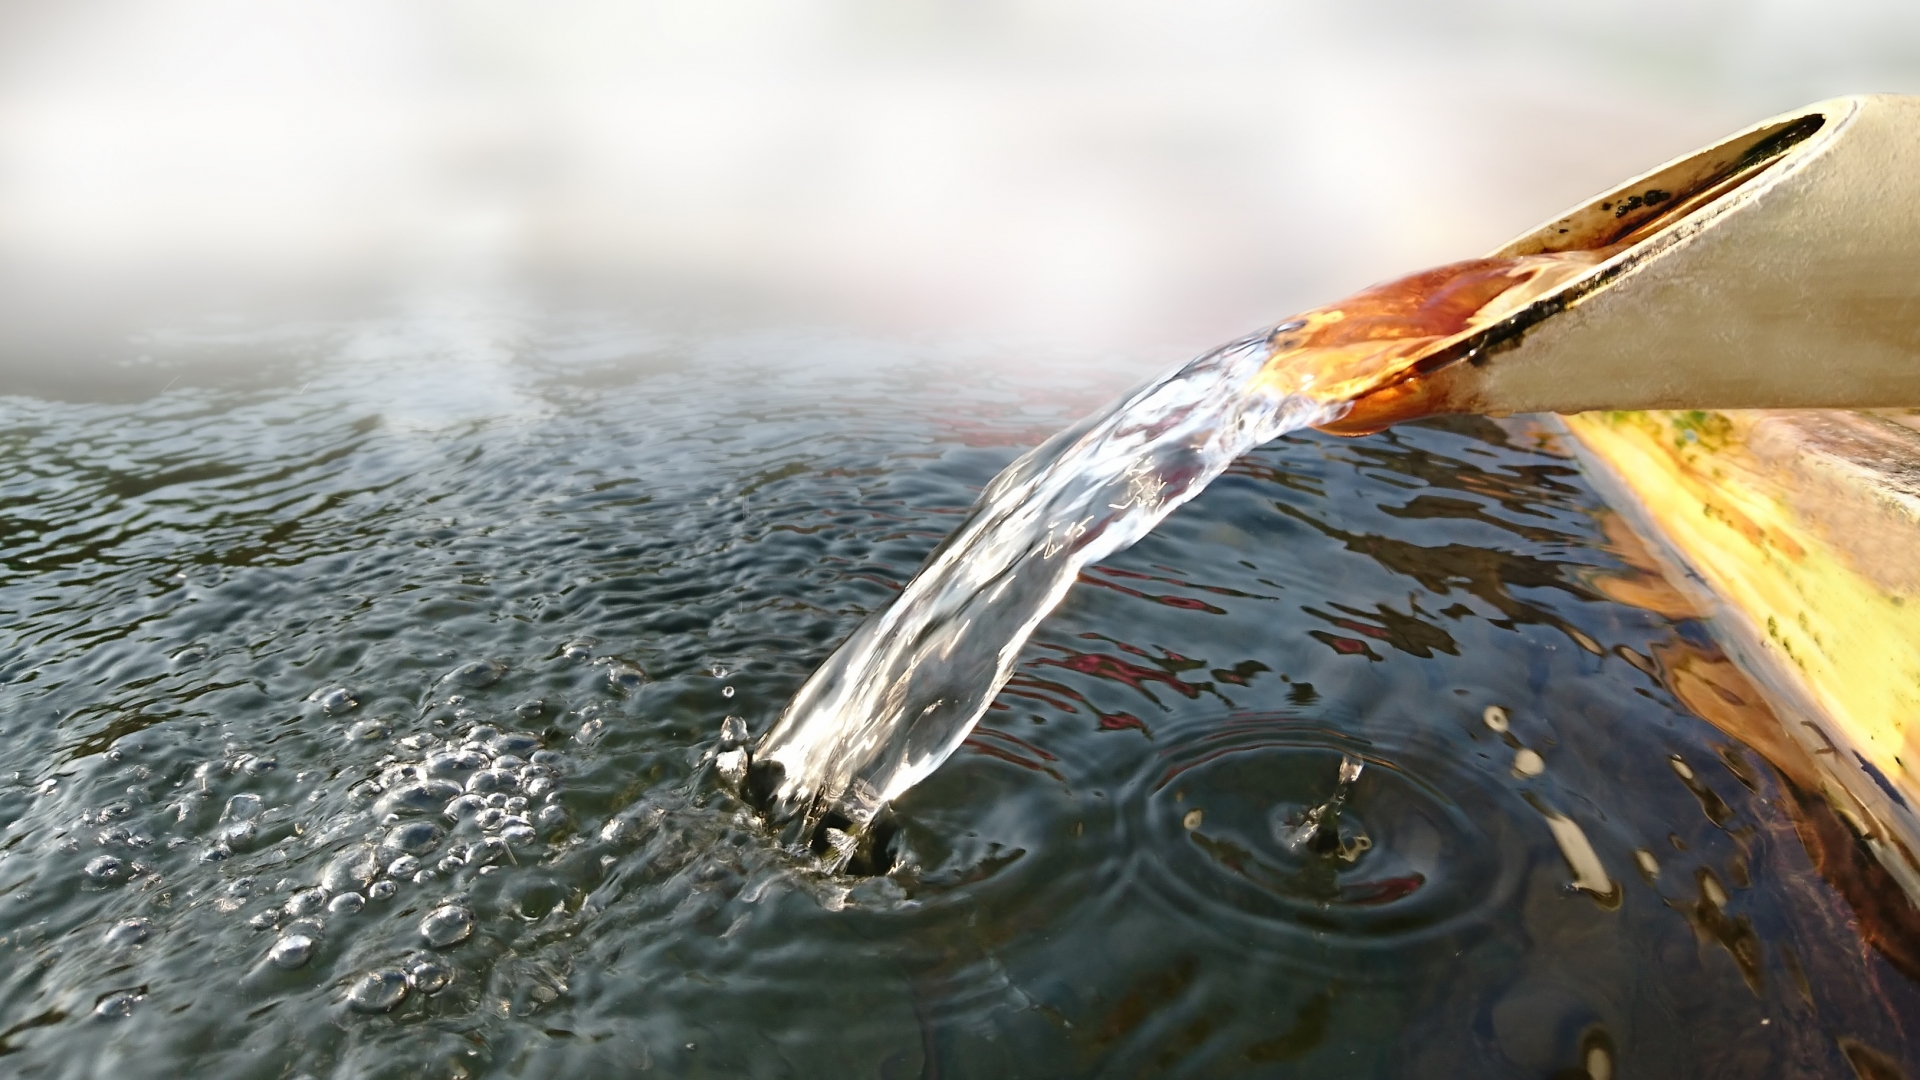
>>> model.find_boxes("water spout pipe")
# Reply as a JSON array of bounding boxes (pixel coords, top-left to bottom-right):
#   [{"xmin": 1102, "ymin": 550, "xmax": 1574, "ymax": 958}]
[{"xmin": 1329, "ymin": 94, "xmax": 1920, "ymax": 432}]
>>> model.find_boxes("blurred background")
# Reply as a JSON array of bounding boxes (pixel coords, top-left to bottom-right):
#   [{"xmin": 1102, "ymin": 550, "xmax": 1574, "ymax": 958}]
[{"xmin": 3, "ymin": 0, "xmax": 1919, "ymax": 394}]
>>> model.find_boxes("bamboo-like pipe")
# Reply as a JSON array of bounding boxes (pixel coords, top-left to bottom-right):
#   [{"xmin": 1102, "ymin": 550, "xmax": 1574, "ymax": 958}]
[{"xmin": 1335, "ymin": 94, "xmax": 1920, "ymax": 426}]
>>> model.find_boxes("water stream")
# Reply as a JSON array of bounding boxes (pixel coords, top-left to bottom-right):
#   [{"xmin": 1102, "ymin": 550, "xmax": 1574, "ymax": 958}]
[{"xmin": 752, "ymin": 251, "xmax": 1604, "ymax": 840}]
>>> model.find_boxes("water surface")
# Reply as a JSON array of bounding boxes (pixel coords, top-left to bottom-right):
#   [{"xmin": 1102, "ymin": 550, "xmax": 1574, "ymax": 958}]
[{"xmin": 1, "ymin": 312, "xmax": 1915, "ymax": 1077}]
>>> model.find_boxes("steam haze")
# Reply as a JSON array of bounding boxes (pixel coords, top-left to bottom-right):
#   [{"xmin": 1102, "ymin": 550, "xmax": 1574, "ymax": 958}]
[{"xmin": 3, "ymin": 0, "xmax": 1918, "ymax": 387}]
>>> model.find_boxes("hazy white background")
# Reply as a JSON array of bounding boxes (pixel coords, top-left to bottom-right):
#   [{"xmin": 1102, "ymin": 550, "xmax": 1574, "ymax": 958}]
[{"xmin": 2, "ymin": 0, "xmax": 1918, "ymax": 377}]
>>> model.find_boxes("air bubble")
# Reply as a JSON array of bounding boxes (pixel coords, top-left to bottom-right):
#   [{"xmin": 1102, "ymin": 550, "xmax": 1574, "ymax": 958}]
[
  {"xmin": 85, "ymin": 856, "xmax": 128, "ymax": 884},
  {"xmin": 407, "ymin": 958, "xmax": 452, "ymax": 995},
  {"xmin": 561, "ymin": 638, "xmax": 596, "ymax": 661},
  {"xmin": 312, "ymin": 687, "xmax": 359, "ymax": 714},
  {"xmin": 466, "ymin": 770, "xmax": 517, "ymax": 796},
  {"xmin": 328, "ymin": 892, "xmax": 366, "ymax": 915},
  {"xmin": 474, "ymin": 808, "xmax": 507, "ymax": 831},
  {"xmin": 491, "ymin": 731, "xmax": 541, "ymax": 756},
  {"xmin": 1482, "ymin": 706, "xmax": 1510, "ymax": 733},
  {"xmin": 346, "ymin": 968, "xmax": 410, "ymax": 1013},
  {"xmin": 269, "ymin": 933, "xmax": 316, "ymax": 969},
  {"xmin": 427, "ymin": 750, "xmax": 487, "ymax": 778},
  {"xmin": 224, "ymin": 793, "xmax": 263, "ymax": 821},
  {"xmin": 368, "ymin": 880, "xmax": 398, "ymax": 901},
  {"xmin": 607, "ymin": 664, "xmax": 647, "ymax": 693},
  {"xmin": 104, "ymin": 918, "xmax": 151, "ymax": 948},
  {"xmin": 420, "ymin": 904, "xmax": 475, "ymax": 947},
  {"xmin": 500, "ymin": 825, "xmax": 536, "ymax": 846},
  {"xmin": 346, "ymin": 720, "xmax": 391, "ymax": 743},
  {"xmin": 378, "ymin": 780, "xmax": 464, "ymax": 817},
  {"xmin": 719, "ymin": 716, "xmax": 749, "ymax": 746},
  {"xmin": 444, "ymin": 795, "xmax": 487, "ymax": 821},
  {"xmin": 93, "ymin": 991, "xmax": 142, "ymax": 1020},
  {"xmin": 387, "ymin": 855, "xmax": 423, "ymax": 879},
  {"xmin": 285, "ymin": 887, "xmax": 328, "ymax": 917},
  {"xmin": 322, "ymin": 850, "xmax": 382, "ymax": 893},
  {"xmin": 381, "ymin": 821, "xmax": 446, "ymax": 858},
  {"xmin": 1513, "ymin": 748, "xmax": 1545, "ymax": 778},
  {"xmin": 444, "ymin": 659, "xmax": 507, "ymax": 688}
]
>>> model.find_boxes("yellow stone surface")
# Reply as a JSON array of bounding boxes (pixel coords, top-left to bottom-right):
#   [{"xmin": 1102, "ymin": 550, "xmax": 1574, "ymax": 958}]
[{"xmin": 1564, "ymin": 409, "xmax": 1920, "ymax": 803}]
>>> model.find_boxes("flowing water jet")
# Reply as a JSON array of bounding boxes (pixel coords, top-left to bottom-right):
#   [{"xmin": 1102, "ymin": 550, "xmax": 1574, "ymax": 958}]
[{"xmin": 748, "ymin": 252, "xmax": 1608, "ymax": 839}]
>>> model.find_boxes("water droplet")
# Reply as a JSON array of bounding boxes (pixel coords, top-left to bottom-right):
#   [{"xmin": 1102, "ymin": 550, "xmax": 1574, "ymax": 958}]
[
  {"xmin": 407, "ymin": 958, "xmax": 452, "ymax": 994},
  {"xmin": 104, "ymin": 918, "xmax": 151, "ymax": 947},
  {"xmin": 1182, "ymin": 809, "xmax": 1204, "ymax": 830},
  {"xmin": 269, "ymin": 933, "xmax": 316, "ymax": 969},
  {"xmin": 387, "ymin": 855, "xmax": 423, "ymax": 879},
  {"xmin": 420, "ymin": 904, "xmax": 475, "ymax": 947},
  {"xmin": 465, "ymin": 770, "xmax": 517, "ymax": 796},
  {"xmin": 328, "ymin": 892, "xmax": 366, "ymax": 915},
  {"xmin": 224, "ymin": 793, "xmax": 263, "ymax": 821},
  {"xmin": 312, "ymin": 687, "xmax": 359, "ymax": 714},
  {"xmin": 721, "ymin": 686, "xmax": 735, "ymax": 699},
  {"xmin": 285, "ymin": 887, "xmax": 328, "ymax": 916},
  {"xmin": 443, "ymin": 659, "xmax": 507, "ymax": 689},
  {"xmin": 368, "ymin": 880, "xmax": 398, "ymax": 901},
  {"xmin": 85, "ymin": 856, "xmax": 127, "ymax": 884},
  {"xmin": 381, "ymin": 821, "xmax": 446, "ymax": 858},
  {"xmin": 1512, "ymin": 748, "xmax": 1545, "ymax": 778},
  {"xmin": 346, "ymin": 968, "xmax": 410, "ymax": 1012},
  {"xmin": 1482, "ymin": 706, "xmax": 1509, "ymax": 733},
  {"xmin": 93, "ymin": 990, "xmax": 143, "ymax": 1019},
  {"xmin": 346, "ymin": 720, "xmax": 391, "ymax": 743}
]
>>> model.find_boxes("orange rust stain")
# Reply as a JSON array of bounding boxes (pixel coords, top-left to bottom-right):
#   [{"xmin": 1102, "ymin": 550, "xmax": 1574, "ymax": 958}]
[{"xmin": 1248, "ymin": 252, "xmax": 1606, "ymax": 434}]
